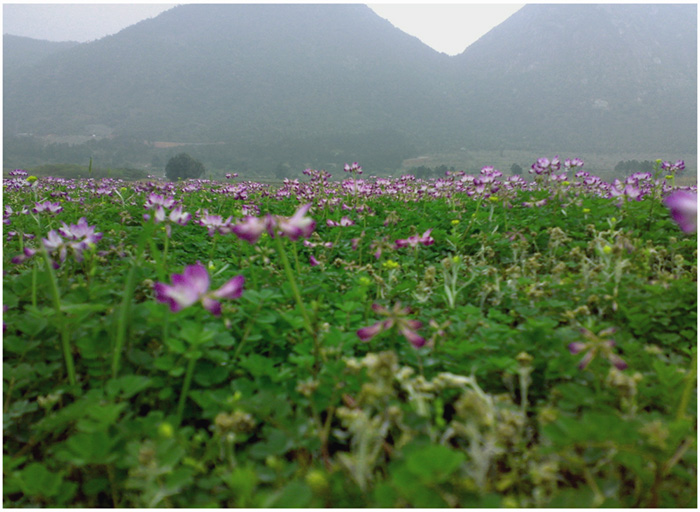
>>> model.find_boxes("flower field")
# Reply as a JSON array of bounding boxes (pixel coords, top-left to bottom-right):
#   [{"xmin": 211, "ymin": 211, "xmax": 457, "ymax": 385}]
[{"xmin": 3, "ymin": 159, "xmax": 697, "ymax": 507}]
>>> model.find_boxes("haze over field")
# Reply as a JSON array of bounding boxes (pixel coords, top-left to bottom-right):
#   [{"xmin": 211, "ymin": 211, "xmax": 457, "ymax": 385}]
[{"xmin": 3, "ymin": 3, "xmax": 696, "ymax": 179}]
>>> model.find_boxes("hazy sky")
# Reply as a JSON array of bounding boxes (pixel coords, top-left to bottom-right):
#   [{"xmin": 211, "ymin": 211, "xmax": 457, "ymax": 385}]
[{"xmin": 2, "ymin": 2, "xmax": 524, "ymax": 55}]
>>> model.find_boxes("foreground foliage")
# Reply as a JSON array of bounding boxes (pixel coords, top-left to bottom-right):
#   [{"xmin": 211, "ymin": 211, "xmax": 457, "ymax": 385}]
[{"xmin": 3, "ymin": 161, "xmax": 697, "ymax": 507}]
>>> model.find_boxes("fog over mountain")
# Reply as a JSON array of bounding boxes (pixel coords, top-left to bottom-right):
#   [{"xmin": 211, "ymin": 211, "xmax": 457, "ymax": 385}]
[{"xmin": 3, "ymin": 3, "xmax": 696, "ymax": 176}]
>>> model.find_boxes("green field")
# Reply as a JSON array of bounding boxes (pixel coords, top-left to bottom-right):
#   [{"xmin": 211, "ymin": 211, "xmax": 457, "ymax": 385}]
[{"xmin": 3, "ymin": 160, "xmax": 696, "ymax": 507}]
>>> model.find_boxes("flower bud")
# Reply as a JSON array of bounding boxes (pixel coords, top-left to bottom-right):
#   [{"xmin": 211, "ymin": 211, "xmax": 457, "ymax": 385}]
[{"xmin": 158, "ymin": 422, "xmax": 174, "ymax": 438}]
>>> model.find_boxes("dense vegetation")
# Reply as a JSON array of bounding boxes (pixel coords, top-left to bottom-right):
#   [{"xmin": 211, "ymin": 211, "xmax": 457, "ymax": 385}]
[
  {"xmin": 165, "ymin": 153, "xmax": 206, "ymax": 181},
  {"xmin": 3, "ymin": 158, "xmax": 696, "ymax": 507}
]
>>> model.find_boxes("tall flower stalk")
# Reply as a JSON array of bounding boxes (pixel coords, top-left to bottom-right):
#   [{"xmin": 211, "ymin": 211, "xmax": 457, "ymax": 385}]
[{"xmin": 41, "ymin": 247, "xmax": 76, "ymax": 386}]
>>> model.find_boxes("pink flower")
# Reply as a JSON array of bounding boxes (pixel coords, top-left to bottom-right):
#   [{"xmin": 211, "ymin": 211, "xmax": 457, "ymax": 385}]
[
  {"xmin": 154, "ymin": 261, "xmax": 244, "ymax": 316},
  {"xmin": 43, "ymin": 217, "xmax": 102, "ymax": 263},
  {"xmin": 32, "ymin": 201, "xmax": 63, "ymax": 215},
  {"xmin": 11, "ymin": 247, "xmax": 37, "ymax": 264},
  {"xmin": 357, "ymin": 302, "xmax": 426, "ymax": 348},
  {"xmin": 144, "ymin": 193, "xmax": 177, "ymax": 210},
  {"xmin": 199, "ymin": 211, "xmax": 234, "ymax": 236},
  {"xmin": 568, "ymin": 327, "xmax": 627, "ymax": 371},
  {"xmin": 232, "ymin": 215, "xmax": 273, "ymax": 244},
  {"xmin": 664, "ymin": 190, "xmax": 697, "ymax": 233},
  {"xmin": 276, "ymin": 204, "xmax": 316, "ymax": 241},
  {"xmin": 344, "ymin": 162, "xmax": 362, "ymax": 174},
  {"xmin": 395, "ymin": 229, "xmax": 434, "ymax": 249}
]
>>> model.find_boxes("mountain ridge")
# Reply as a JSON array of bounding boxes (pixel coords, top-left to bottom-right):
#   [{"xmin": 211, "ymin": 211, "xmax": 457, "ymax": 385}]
[{"xmin": 3, "ymin": 3, "xmax": 696, "ymax": 175}]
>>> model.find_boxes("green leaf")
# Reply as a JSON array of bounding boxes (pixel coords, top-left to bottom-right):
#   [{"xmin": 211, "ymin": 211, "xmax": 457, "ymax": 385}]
[
  {"xmin": 105, "ymin": 375, "xmax": 153, "ymax": 399},
  {"xmin": 60, "ymin": 431, "xmax": 118, "ymax": 465},
  {"xmin": 18, "ymin": 462, "xmax": 63, "ymax": 497},
  {"xmin": 266, "ymin": 480, "xmax": 312, "ymax": 508},
  {"xmin": 164, "ymin": 336, "xmax": 186, "ymax": 354},
  {"xmin": 404, "ymin": 443, "xmax": 466, "ymax": 484}
]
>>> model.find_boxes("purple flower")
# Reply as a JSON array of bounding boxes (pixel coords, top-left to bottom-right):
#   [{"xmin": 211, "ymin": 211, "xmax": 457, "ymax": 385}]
[
  {"xmin": 568, "ymin": 327, "xmax": 627, "ymax": 371},
  {"xmin": 664, "ymin": 190, "xmax": 697, "ymax": 233},
  {"xmin": 43, "ymin": 230, "xmax": 69, "ymax": 263},
  {"xmin": 199, "ymin": 211, "xmax": 234, "ymax": 236},
  {"xmin": 344, "ymin": 162, "xmax": 363, "ymax": 174},
  {"xmin": 154, "ymin": 261, "xmax": 244, "ymax": 316},
  {"xmin": 43, "ymin": 217, "xmax": 102, "ymax": 263},
  {"xmin": 11, "ymin": 247, "xmax": 36, "ymax": 264},
  {"xmin": 144, "ymin": 193, "xmax": 177, "ymax": 210},
  {"xmin": 32, "ymin": 201, "xmax": 63, "ymax": 215},
  {"xmin": 661, "ymin": 160, "xmax": 685, "ymax": 173},
  {"xmin": 530, "ymin": 158, "xmax": 551, "ymax": 175},
  {"xmin": 167, "ymin": 206, "xmax": 191, "ymax": 226},
  {"xmin": 357, "ymin": 302, "xmax": 426, "ymax": 348},
  {"xmin": 564, "ymin": 158, "xmax": 584, "ymax": 170},
  {"xmin": 276, "ymin": 204, "xmax": 316, "ymax": 241},
  {"xmin": 232, "ymin": 215, "xmax": 273, "ymax": 244},
  {"xmin": 529, "ymin": 156, "xmax": 563, "ymax": 176},
  {"xmin": 58, "ymin": 217, "xmax": 102, "ymax": 245},
  {"xmin": 326, "ymin": 216, "xmax": 355, "ymax": 227},
  {"xmin": 395, "ymin": 229, "xmax": 434, "ymax": 249}
]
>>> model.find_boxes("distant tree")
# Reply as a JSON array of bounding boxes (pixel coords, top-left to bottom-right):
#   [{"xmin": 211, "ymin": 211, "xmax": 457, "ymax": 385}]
[
  {"xmin": 434, "ymin": 164, "xmax": 449, "ymax": 178},
  {"xmin": 165, "ymin": 153, "xmax": 205, "ymax": 181},
  {"xmin": 615, "ymin": 159, "xmax": 656, "ymax": 175},
  {"xmin": 510, "ymin": 163, "xmax": 523, "ymax": 176},
  {"xmin": 275, "ymin": 162, "xmax": 292, "ymax": 180},
  {"xmin": 410, "ymin": 165, "xmax": 431, "ymax": 179}
]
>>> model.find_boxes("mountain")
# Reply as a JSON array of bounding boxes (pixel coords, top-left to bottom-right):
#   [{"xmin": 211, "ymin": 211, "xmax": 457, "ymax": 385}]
[
  {"xmin": 448, "ymin": 3, "xmax": 696, "ymax": 153},
  {"xmin": 3, "ymin": 35, "xmax": 79, "ymax": 74},
  {"xmin": 4, "ymin": 4, "xmax": 454, "ymax": 172},
  {"xmin": 3, "ymin": 4, "xmax": 696, "ymax": 175}
]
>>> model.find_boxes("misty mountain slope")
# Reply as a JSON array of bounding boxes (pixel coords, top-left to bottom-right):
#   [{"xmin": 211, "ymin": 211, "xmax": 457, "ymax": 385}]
[
  {"xmin": 4, "ymin": 4, "xmax": 453, "ymax": 146},
  {"xmin": 3, "ymin": 3, "xmax": 696, "ymax": 173},
  {"xmin": 3, "ymin": 35, "xmax": 79, "ymax": 75},
  {"xmin": 447, "ymin": 4, "xmax": 697, "ymax": 152}
]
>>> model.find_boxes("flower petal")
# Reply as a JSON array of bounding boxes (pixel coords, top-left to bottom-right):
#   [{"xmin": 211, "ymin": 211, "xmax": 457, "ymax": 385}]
[
  {"xmin": 183, "ymin": 262, "xmax": 211, "ymax": 296},
  {"xmin": 400, "ymin": 326, "xmax": 426, "ymax": 348},
  {"xmin": 213, "ymin": 275, "xmax": 245, "ymax": 300},
  {"xmin": 568, "ymin": 342, "xmax": 586, "ymax": 354},
  {"xmin": 357, "ymin": 322, "xmax": 383, "ymax": 342},
  {"xmin": 201, "ymin": 296, "xmax": 222, "ymax": 316}
]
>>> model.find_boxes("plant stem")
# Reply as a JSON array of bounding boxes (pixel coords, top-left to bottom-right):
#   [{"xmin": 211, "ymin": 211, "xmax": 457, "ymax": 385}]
[
  {"xmin": 676, "ymin": 351, "xmax": 697, "ymax": 421},
  {"xmin": 31, "ymin": 264, "xmax": 38, "ymax": 308},
  {"xmin": 274, "ymin": 236, "xmax": 313, "ymax": 337},
  {"xmin": 112, "ymin": 265, "xmax": 138, "ymax": 378},
  {"xmin": 112, "ymin": 222, "xmax": 153, "ymax": 378},
  {"xmin": 42, "ymin": 249, "xmax": 76, "ymax": 387},
  {"xmin": 274, "ymin": 236, "xmax": 321, "ymax": 370},
  {"xmin": 176, "ymin": 355, "xmax": 198, "ymax": 426}
]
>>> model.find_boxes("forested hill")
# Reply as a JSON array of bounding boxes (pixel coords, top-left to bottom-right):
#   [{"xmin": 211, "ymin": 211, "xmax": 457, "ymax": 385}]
[
  {"xmin": 4, "ymin": 4, "xmax": 452, "ymax": 143},
  {"xmin": 3, "ymin": 3, "xmax": 696, "ymax": 175},
  {"xmin": 448, "ymin": 3, "xmax": 697, "ymax": 153},
  {"xmin": 3, "ymin": 35, "xmax": 79, "ymax": 74}
]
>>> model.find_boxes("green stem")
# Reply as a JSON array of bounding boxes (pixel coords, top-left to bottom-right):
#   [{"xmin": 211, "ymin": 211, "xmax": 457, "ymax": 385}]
[
  {"xmin": 274, "ymin": 236, "xmax": 313, "ymax": 337},
  {"xmin": 162, "ymin": 229, "xmax": 170, "ymax": 274},
  {"xmin": 209, "ymin": 232, "xmax": 219, "ymax": 262},
  {"xmin": 274, "ymin": 236, "xmax": 321, "ymax": 371},
  {"xmin": 112, "ymin": 222, "xmax": 153, "ymax": 378},
  {"xmin": 676, "ymin": 351, "xmax": 697, "ymax": 421},
  {"xmin": 31, "ymin": 264, "xmax": 38, "ymax": 308},
  {"xmin": 112, "ymin": 265, "xmax": 138, "ymax": 378},
  {"xmin": 233, "ymin": 302, "xmax": 264, "ymax": 360},
  {"xmin": 176, "ymin": 356, "xmax": 198, "ymax": 426},
  {"xmin": 291, "ymin": 240, "xmax": 303, "ymax": 276},
  {"xmin": 42, "ymin": 250, "xmax": 76, "ymax": 387}
]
